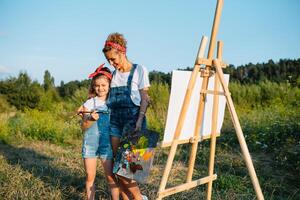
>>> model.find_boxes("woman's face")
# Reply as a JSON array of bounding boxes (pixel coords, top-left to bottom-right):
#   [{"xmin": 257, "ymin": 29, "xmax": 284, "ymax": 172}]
[
  {"xmin": 104, "ymin": 49, "xmax": 126, "ymax": 71},
  {"xmin": 93, "ymin": 77, "xmax": 110, "ymax": 98}
]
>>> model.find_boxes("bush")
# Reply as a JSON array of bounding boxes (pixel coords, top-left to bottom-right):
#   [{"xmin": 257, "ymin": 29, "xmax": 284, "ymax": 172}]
[
  {"xmin": 66, "ymin": 87, "xmax": 89, "ymax": 111},
  {"xmin": 221, "ymin": 104, "xmax": 300, "ymax": 184},
  {"xmin": 229, "ymin": 81, "xmax": 300, "ymax": 108},
  {"xmin": 0, "ymin": 73, "xmax": 43, "ymax": 110},
  {"xmin": 147, "ymin": 82, "xmax": 170, "ymax": 135},
  {"xmin": 0, "ymin": 118, "xmax": 10, "ymax": 144},
  {"xmin": 0, "ymin": 95, "xmax": 16, "ymax": 113},
  {"xmin": 9, "ymin": 109, "xmax": 81, "ymax": 145},
  {"xmin": 37, "ymin": 89, "xmax": 61, "ymax": 111}
]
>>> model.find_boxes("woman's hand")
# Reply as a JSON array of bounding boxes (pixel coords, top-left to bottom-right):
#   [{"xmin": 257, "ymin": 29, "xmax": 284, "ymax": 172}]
[{"xmin": 135, "ymin": 117, "xmax": 143, "ymax": 131}]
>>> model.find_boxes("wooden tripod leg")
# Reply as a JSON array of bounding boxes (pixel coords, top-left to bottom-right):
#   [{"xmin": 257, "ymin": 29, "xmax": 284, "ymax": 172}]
[
  {"xmin": 157, "ymin": 36, "xmax": 208, "ymax": 200},
  {"xmin": 213, "ymin": 59, "xmax": 265, "ymax": 200},
  {"xmin": 186, "ymin": 36, "xmax": 208, "ymax": 183},
  {"xmin": 188, "ymin": 0, "xmax": 224, "ymax": 184},
  {"xmin": 206, "ymin": 41, "xmax": 223, "ymax": 200}
]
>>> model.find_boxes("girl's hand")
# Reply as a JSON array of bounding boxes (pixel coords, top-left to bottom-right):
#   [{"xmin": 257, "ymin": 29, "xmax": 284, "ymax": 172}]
[
  {"xmin": 77, "ymin": 105, "xmax": 85, "ymax": 118},
  {"xmin": 90, "ymin": 111, "xmax": 99, "ymax": 121}
]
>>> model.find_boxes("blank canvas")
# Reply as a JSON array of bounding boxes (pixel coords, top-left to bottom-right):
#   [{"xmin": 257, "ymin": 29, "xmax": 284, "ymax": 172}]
[{"xmin": 162, "ymin": 70, "xmax": 229, "ymax": 145}]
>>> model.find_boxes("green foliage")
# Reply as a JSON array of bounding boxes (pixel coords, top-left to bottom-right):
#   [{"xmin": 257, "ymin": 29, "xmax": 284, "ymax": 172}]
[
  {"xmin": 0, "ymin": 72, "xmax": 43, "ymax": 110},
  {"xmin": 221, "ymin": 104, "xmax": 300, "ymax": 188},
  {"xmin": 224, "ymin": 58, "xmax": 300, "ymax": 85},
  {"xmin": 147, "ymin": 82, "xmax": 170, "ymax": 134},
  {"xmin": 0, "ymin": 95, "xmax": 15, "ymax": 113},
  {"xmin": 149, "ymin": 70, "xmax": 171, "ymax": 85},
  {"xmin": 43, "ymin": 70, "xmax": 55, "ymax": 91},
  {"xmin": 58, "ymin": 79, "xmax": 90, "ymax": 98},
  {"xmin": 149, "ymin": 58, "xmax": 300, "ymax": 87},
  {"xmin": 0, "ymin": 118, "xmax": 10, "ymax": 144},
  {"xmin": 37, "ymin": 89, "xmax": 61, "ymax": 111},
  {"xmin": 65, "ymin": 87, "xmax": 89, "ymax": 111},
  {"xmin": 229, "ymin": 81, "xmax": 300, "ymax": 108},
  {"xmin": 8, "ymin": 109, "xmax": 81, "ymax": 145}
]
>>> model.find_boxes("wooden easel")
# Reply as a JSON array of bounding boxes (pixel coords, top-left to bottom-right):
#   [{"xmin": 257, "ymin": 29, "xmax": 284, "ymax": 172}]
[{"xmin": 156, "ymin": 0, "xmax": 264, "ymax": 199}]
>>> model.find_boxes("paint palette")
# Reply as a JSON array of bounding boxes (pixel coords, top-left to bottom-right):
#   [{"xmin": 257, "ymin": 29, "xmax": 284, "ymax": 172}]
[{"xmin": 113, "ymin": 129, "xmax": 159, "ymax": 183}]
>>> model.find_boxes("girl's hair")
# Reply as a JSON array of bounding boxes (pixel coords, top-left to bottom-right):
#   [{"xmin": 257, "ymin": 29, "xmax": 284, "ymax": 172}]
[
  {"xmin": 102, "ymin": 32, "xmax": 127, "ymax": 53},
  {"xmin": 88, "ymin": 67, "xmax": 111, "ymax": 98}
]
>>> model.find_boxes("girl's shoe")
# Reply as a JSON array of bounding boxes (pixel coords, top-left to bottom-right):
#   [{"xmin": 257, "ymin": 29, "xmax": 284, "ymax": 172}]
[{"xmin": 142, "ymin": 195, "xmax": 148, "ymax": 200}]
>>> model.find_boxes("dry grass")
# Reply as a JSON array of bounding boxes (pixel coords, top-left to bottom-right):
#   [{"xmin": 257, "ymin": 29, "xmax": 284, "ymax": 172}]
[{"xmin": 1, "ymin": 139, "xmax": 299, "ymax": 200}]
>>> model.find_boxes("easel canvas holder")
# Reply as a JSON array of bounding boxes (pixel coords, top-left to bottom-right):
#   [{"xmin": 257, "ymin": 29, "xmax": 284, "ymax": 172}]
[
  {"xmin": 156, "ymin": 0, "xmax": 264, "ymax": 199},
  {"xmin": 162, "ymin": 70, "xmax": 229, "ymax": 147}
]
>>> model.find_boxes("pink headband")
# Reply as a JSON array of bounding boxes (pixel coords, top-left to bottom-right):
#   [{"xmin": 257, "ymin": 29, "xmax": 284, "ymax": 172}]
[
  {"xmin": 105, "ymin": 41, "xmax": 126, "ymax": 53},
  {"xmin": 88, "ymin": 63, "xmax": 112, "ymax": 80}
]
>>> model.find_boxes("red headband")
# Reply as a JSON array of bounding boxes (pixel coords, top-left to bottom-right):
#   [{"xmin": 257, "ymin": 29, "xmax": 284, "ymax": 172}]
[
  {"xmin": 88, "ymin": 63, "xmax": 112, "ymax": 80},
  {"xmin": 105, "ymin": 41, "xmax": 126, "ymax": 53}
]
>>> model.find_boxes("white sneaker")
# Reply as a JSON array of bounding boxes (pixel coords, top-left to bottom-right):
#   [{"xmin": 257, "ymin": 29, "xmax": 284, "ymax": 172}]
[{"xmin": 141, "ymin": 194, "xmax": 148, "ymax": 200}]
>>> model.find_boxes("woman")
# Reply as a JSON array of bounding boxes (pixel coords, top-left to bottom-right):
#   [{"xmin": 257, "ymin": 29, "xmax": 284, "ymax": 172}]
[{"xmin": 103, "ymin": 32, "xmax": 150, "ymax": 200}]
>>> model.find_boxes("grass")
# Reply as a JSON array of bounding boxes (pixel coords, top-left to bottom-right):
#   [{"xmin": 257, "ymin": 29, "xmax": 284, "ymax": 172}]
[{"xmin": 1, "ymin": 137, "xmax": 299, "ymax": 200}]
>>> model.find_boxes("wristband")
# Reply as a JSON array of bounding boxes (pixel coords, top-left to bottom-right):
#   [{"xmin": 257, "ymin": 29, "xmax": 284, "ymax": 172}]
[{"xmin": 139, "ymin": 111, "xmax": 145, "ymax": 115}]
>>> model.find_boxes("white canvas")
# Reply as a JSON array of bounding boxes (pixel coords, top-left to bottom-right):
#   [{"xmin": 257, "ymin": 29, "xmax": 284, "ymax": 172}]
[{"xmin": 162, "ymin": 70, "xmax": 229, "ymax": 145}]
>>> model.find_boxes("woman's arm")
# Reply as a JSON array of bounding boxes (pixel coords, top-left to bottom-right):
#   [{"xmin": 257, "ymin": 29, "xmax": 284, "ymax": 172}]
[{"xmin": 135, "ymin": 87, "xmax": 150, "ymax": 131}]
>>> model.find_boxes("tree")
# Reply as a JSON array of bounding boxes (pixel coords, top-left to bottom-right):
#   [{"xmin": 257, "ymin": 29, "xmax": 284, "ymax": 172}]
[
  {"xmin": 0, "ymin": 72, "xmax": 43, "ymax": 110},
  {"xmin": 43, "ymin": 70, "xmax": 55, "ymax": 91}
]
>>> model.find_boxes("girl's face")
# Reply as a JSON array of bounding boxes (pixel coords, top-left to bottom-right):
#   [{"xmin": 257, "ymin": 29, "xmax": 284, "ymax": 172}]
[
  {"xmin": 93, "ymin": 77, "xmax": 110, "ymax": 98},
  {"xmin": 104, "ymin": 49, "xmax": 126, "ymax": 72}
]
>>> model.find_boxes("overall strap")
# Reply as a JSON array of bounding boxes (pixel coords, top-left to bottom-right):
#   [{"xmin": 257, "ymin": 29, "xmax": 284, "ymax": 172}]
[
  {"xmin": 112, "ymin": 69, "xmax": 117, "ymax": 76},
  {"xmin": 93, "ymin": 97, "xmax": 109, "ymax": 113},
  {"xmin": 93, "ymin": 97, "xmax": 96, "ymax": 111},
  {"xmin": 127, "ymin": 64, "xmax": 137, "ymax": 90}
]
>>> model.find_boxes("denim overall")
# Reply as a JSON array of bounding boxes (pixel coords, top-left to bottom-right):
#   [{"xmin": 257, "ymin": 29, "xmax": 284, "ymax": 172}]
[
  {"xmin": 107, "ymin": 64, "xmax": 146, "ymax": 138},
  {"xmin": 82, "ymin": 98, "xmax": 113, "ymax": 160}
]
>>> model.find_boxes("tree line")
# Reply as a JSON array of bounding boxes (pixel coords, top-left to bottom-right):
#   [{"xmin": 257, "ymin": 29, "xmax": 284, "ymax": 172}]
[
  {"xmin": 149, "ymin": 58, "xmax": 300, "ymax": 86},
  {"xmin": 0, "ymin": 58, "xmax": 299, "ymax": 111}
]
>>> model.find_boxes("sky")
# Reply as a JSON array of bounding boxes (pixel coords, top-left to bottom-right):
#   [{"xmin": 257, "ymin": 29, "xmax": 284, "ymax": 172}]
[{"xmin": 0, "ymin": 0, "xmax": 299, "ymax": 85}]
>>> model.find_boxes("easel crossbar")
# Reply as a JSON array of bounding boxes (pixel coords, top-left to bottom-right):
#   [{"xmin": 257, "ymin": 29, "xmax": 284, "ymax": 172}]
[
  {"xmin": 158, "ymin": 174, "xmax": 217, "ymax": 198},
  {"xmin": 197, "ymin": 58, "xmax": 227, "ymax": 68},
  {"xmin": 161, "ymin": 134, "xmax": 221, "ymax": 148},
  {"xmin": 200, "ymin": 89, "xmax": 226, "ymax": 96}
]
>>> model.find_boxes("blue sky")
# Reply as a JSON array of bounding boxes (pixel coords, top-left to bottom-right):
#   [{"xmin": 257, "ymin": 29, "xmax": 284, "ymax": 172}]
[{"xmin": 0, "ymin": 0, "xmax": 299, "ymax": 85}]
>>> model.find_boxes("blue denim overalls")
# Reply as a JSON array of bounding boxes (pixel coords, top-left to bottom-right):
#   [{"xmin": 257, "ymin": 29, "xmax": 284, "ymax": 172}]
[
  {"xmin": 107, "ymin": 64, "xmax": 146, "ymax": 138},
  {"xmin": 82, "ymin": 98, "xmax": 113, "ymax": 160}
]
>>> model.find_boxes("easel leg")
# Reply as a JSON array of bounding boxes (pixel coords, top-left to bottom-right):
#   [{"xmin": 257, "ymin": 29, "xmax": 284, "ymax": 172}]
[
  {"xmin": 157, "ymin": 142, "xmax": 179, "ymax": 200},
  {"xmin": 186, "ymin": 36, "xmax": 209, "ymax": 183},
  {"xmin": 206, "ymin": 81, "xmax": 220, "ymax": 199},
  {"xmin": 157, "ymin": 36, "xmax": 208, "ymax": 200},
  {"xmin": 213, "ymin": 59, "xmax": 265, "ymax": 200},
  {"xmin": 206, "ymin": 43, "xmax": 222, "ymax": 199}
]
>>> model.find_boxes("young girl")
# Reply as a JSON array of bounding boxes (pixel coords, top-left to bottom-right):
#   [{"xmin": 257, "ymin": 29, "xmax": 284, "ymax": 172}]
[
  {"xmin": 102, "ymin": 33, "xmax": 150, "ymax": 200},
  {"xmin": 78, "ymin": 64, "xmax": 119, "ymax": 200}
]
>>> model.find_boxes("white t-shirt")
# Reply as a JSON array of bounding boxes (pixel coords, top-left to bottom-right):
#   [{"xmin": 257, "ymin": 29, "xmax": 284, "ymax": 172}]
[
  {"xmin": 110, "ymin": 64, "xmax": 150, "ymax": 106},
  {"xmin": 83, "ymin": 97, "xmax": 108, "ymax": 111}
]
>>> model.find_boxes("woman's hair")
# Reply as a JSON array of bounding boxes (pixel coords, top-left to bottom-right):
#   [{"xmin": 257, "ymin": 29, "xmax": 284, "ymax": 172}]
[
  {"xmin": 102, "ymin": 32, "xmax": 127, "ymax": 53},
  {"xmin": 88, "ymin": 67, "xmax": 111, "ymax": 98}
]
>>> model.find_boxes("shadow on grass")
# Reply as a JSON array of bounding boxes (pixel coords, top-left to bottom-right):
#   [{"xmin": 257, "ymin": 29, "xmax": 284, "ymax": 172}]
[{"xmin": 0, "ymin": 142, "xmax": 109, "ymax": 199}]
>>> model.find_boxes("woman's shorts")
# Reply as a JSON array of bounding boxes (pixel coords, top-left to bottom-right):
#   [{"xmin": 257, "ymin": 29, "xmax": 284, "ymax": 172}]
[{"xmin": 110, "ymin": 106, "xmax": 146, "ymax": 138}]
